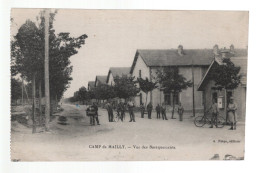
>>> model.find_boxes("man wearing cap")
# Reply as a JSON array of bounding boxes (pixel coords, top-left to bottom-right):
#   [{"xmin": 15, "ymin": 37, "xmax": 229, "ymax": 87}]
[
  {"xmin": 209, "ymin": 99, "xmax": 219, "ymax": 128},
  {"xmin": 227, "ymin": 97, "xmax": 238, "ymax": 130}
]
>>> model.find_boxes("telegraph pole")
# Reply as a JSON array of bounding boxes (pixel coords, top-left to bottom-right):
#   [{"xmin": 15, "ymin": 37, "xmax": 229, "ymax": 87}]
[
  {"xmin": 192, "ymin": 58, "xmax": 195, "ymax": 117},
  {"xmin": 44, "ymin": 9, "xmax": 51, "ymax": 131},
  {"xmin": 21, "ymin": 77, "xmax": 24, "ymax": 106}
]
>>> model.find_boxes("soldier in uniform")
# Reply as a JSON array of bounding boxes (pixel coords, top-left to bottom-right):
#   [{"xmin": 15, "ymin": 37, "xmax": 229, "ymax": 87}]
[
  {"xmin": 147, "ymin": 102, "xmax": 153, "ymax": 119},
  {"xmin": 227, "ymin": 97, "xmax": 238, "ymax": 130},
  {"xmin": 140, "ymin": 103, "xmax": 145, "ymax": 118},
  {"xmin": 92, "ymin": 102, "xmax": 100, "ymax": 125},
  {"xmin": 155, "ymin": 104, "xmax": 161, "ymax": 119},
  {"xmin": 128, "ymin": 100, "xmax": 135, "ymax": 122},
  {"xmin": 177, "ymin": 102, "xmax": 184, "ymax": 121},
  {"xmin": 106, "ymin": 102, "xmax": 114, "ymax": 122},
  {"xmin": 118, "ymin": 101, "xmax": 125, "ymax": 122},
  {"xmin": 209, "ymin": 99, "xmax": 219, "ymax": 128},
  {"xmin": 161, "ymin": 102, "xmax": 168, "ymax": 120}
]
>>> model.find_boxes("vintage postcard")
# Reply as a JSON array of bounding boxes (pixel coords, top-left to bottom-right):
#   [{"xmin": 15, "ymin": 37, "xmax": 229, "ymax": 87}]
[{"xmin": 10, "ymin": 9, "xmax": 248, "ymax": 161}]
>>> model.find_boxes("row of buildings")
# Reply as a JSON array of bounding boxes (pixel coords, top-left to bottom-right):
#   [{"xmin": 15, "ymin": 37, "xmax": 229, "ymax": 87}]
[{"xmin": 87, "ymin": 45, "xmax": 247, "ymax": 121}]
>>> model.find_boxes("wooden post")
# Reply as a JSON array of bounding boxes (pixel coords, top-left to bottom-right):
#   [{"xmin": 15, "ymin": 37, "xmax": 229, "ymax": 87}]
[
  {"xmin": 22, "ymin": 78, "xmax": 24, "ymax": 106},
  {"xmin": 44, "ymin": 9, "xmax": 51, "ymax": 131},
  {"xmin": 32, "ymin": 73, "xmax": 36, "ymax": 133},
  {"xmin": 192, "ymin": 58, "xmax": 195, "ymax": 117},
  {"xmin": 39, "ymin": 80, "xmax": 42, "ymax": 126}
]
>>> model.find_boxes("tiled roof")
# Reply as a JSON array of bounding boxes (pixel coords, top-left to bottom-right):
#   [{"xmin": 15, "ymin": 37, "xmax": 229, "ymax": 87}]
[
  {"xmin": 130, "ymin": 48, "xmax": 248, "ymax": 74},
  {"xmin": 107, "ymin": 67, "xmax": 130, "ymax": 83},
  {"xmin": 88, "ymin": 81, "xmax": 95, "ymax": 90},
  {"xmin": 138, "ymin": 49, "xmax": 214, "ymax": 66},
  {"xmin": 110, "ymin": 67, "xmax": 130, "ymax": 77},
  {"xmin": 95, "ymin": 76, "xmax": 107, "ymax": 86}
]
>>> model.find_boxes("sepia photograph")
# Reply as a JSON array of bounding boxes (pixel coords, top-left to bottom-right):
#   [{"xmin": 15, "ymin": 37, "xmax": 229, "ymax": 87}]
[{"xmin": 10, "ymin": 9, "xmax": 248, "ymax": 161}]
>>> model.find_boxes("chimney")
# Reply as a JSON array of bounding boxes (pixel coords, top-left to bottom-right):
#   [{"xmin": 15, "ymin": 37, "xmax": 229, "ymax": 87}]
[
  {"xmin": 220, "ymin": 47, "xmax": 230, "ymax": 58},
  {"xmin": 213, "ymin": 44, "xmax": 219, "ymax": 56},
  {"xmin": 230, "ymin": 44, "xmax": 235, "ymax": 54},
  {"xmin": 178, "ymin": 45, "xmax": 184, "ymax": 56}
]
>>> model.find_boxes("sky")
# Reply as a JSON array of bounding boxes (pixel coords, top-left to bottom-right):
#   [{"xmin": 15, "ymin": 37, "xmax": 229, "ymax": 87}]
[{"xmin": 11, "ymin": 9, "xmax": 249, "ymax": 98}]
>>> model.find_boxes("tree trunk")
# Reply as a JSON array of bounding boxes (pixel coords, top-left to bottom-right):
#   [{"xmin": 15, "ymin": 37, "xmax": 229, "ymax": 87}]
[
  {"xmin": 39, "ymin": 81, "xmax": 42, "ymax": 126},
  {"xmin": 44, "ymin": 9, "xmax": 51, "ymax": 131},
  {"xmin": 32, "ymin": 73, "xmax": 36, "ymax": 133}
]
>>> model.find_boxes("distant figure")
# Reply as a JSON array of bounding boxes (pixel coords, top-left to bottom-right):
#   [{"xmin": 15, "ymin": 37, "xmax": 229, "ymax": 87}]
[
  {"xmin": 147, "ymin": 102, "xmax": 153, "ymax": 119},
  {"xmin": 171, "ymin": 105, "xmax": 176, "ymax": 119},
  {"xmin": 120, "ymin": 101, "xmax": 126, "ymax": 121},
  {"xmin": 208, "ymin": 99, "xmax": 219, "ymax": 128},
  {"xmin": 92, "ymin": 102, "xmax": 100, "ymax": 125},
  {"xmin": 227, "ymin": 97, "xmax": 238, "ymax": 130},
  {"xmin": 128, "ymin": 100, "xmax": 135, "ymax": 122},
  {"xmin": 106, "ymin": 102, "xmax": 114, "ymax": 122},
  {"xmin": 140, "ymin": 103, "xmax": 145, "ymax": 118},
  {"xmin": 177, "ymin": 102, "xmax": 184, "ymax": 121},
  {"xmin": 155, "ymin": 104, "xmax": 161, "ymax": 119},
  {"xmin": 86, "ymin": 103, "xmax": 100, "ymax": 126},
  {"xmin": 117, "ymin": 101, "xmax": 125, "ymax": 122},
  {"xmin": 161, "ymin": 102, "xmax": 168, "ymax": 120}
]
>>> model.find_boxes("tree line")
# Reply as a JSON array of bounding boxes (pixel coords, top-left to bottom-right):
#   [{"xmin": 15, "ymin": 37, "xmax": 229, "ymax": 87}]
[
  {"xmin": 11, "ymin": 10, "xmax": 87, "ymax": 106},
  {"xmin": 69, "ymin": 67, "xmax": 194, "ymax": 108}
]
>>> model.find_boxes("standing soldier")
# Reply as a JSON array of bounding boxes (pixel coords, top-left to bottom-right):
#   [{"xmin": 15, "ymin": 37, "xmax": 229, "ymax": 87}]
[
  {"xmin": 209, "ymin": 99, "xmax": 219, "ymax": 128},
  {"xmin": 140, "ymin": 103, "xmax": 145, "ymax": 118},
  {"xmin": 177, "ymin": 102, "xmax": 184, "ymax": 121},
  {"xmin": 147, "ymin": 102, "xmax": 153, "ymax": 119},
  {"xmin": 227, "ymin": 97, "xmax": 238, "ymax": 130},
  {"xmin": 109, "ymin": 102, "xmax": 114, "ymax": 122},
  {"xmin": 161, "ymin": 102, "xmax": 168, "ymax": 120},
  {"xmin": 116, "ymin": 102, "xmax": 122, "ymax": 121},
  {"xmin": 106, "ymin": 102, "xmax": 114, "ymax": 122},
  {"xmin": 156, "ymin": 104, "xmax": 161, "ymax": 119},
  {"xmin": 86, "ymin": 105, "xmax": 94, "ymax": 125},
  {"xmin": 105, "ymin": 102, "xmax": 111, "ymax": 122},
  {"xmin": 128, "ymin": 100, "xmax": 135, "ymax": 122},
  {"xmin": 171, "ymin": 105, "xmax": 176, "ymax": 119},
  {"xmin": 92, "ymin": 102, "xmax": 100, "ymax": 125}
]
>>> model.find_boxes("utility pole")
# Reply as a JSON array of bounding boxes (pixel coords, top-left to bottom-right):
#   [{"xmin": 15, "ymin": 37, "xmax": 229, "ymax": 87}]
[
  {"xmin": 39, "ymin": 80, "xmax": 42, "ymax": 126},
  {"xmin": 192, "ymin": 58, "xmax": 195, "ymax": 117},
  {"xmin": 21, "ymin": 77, "xmax": 24, "ymax": 106},
  {"xmin": 32, "ymin": 73, "xmax": 36, "ymax": 133},
  {"xmin": 44, "ymin": 9, "xmax": 51, "ymax": 131}
]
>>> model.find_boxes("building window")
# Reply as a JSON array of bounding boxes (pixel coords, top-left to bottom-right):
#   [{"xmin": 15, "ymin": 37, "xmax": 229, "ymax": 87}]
[
  {"xmin": 139, "ymin": 70, "xmax": 142, "ymax": 78},
  {"xmin": 164, "ymin": 93, "xmax": 171, "ymax": 105},
  {"xmin": 173, "ymin": 93, "xmax": 179, "ymax": 105}
]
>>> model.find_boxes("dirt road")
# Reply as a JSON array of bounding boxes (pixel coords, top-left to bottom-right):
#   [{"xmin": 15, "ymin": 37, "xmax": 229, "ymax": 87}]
[{"xmin": 11, "ymin": 104, "xmax": 245, "ymax": 161}]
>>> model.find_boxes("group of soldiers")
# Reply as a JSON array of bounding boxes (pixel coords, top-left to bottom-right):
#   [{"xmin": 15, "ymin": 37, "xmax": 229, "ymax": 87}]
[
  {"xmin": 105, "ymin": 100, "xmax": 136, "ymax": 122},
  {"xmin": 103, "ymin": 100, "xmax": 185, "ymax": 123},
  {"xmin": 86, "ymin": 102, "xmax": 100, "ymax": 126},
  {"xmin": 140, "ymin": 102, "xmax": 184, "ymax": 121},
  {"xmin": 208, "ymin": 97, "xmax": 238, "ymax": 130},
  {"xmin": 86, "ymin": 97, "xmax": 238, "ymax": 130}
]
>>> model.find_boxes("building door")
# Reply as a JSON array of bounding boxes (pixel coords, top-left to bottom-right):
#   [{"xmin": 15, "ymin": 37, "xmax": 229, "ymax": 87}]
[
  {"xmin": 164, "ymin": 93, "xmax": 171, "ymax": 105},
  {"xmin": 212, "ymin": 92, "xmax": 217, "ymax": 103},
  {"xmin": 172, "ymin": 93, "xmax": 179, "ymax": 106}
]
